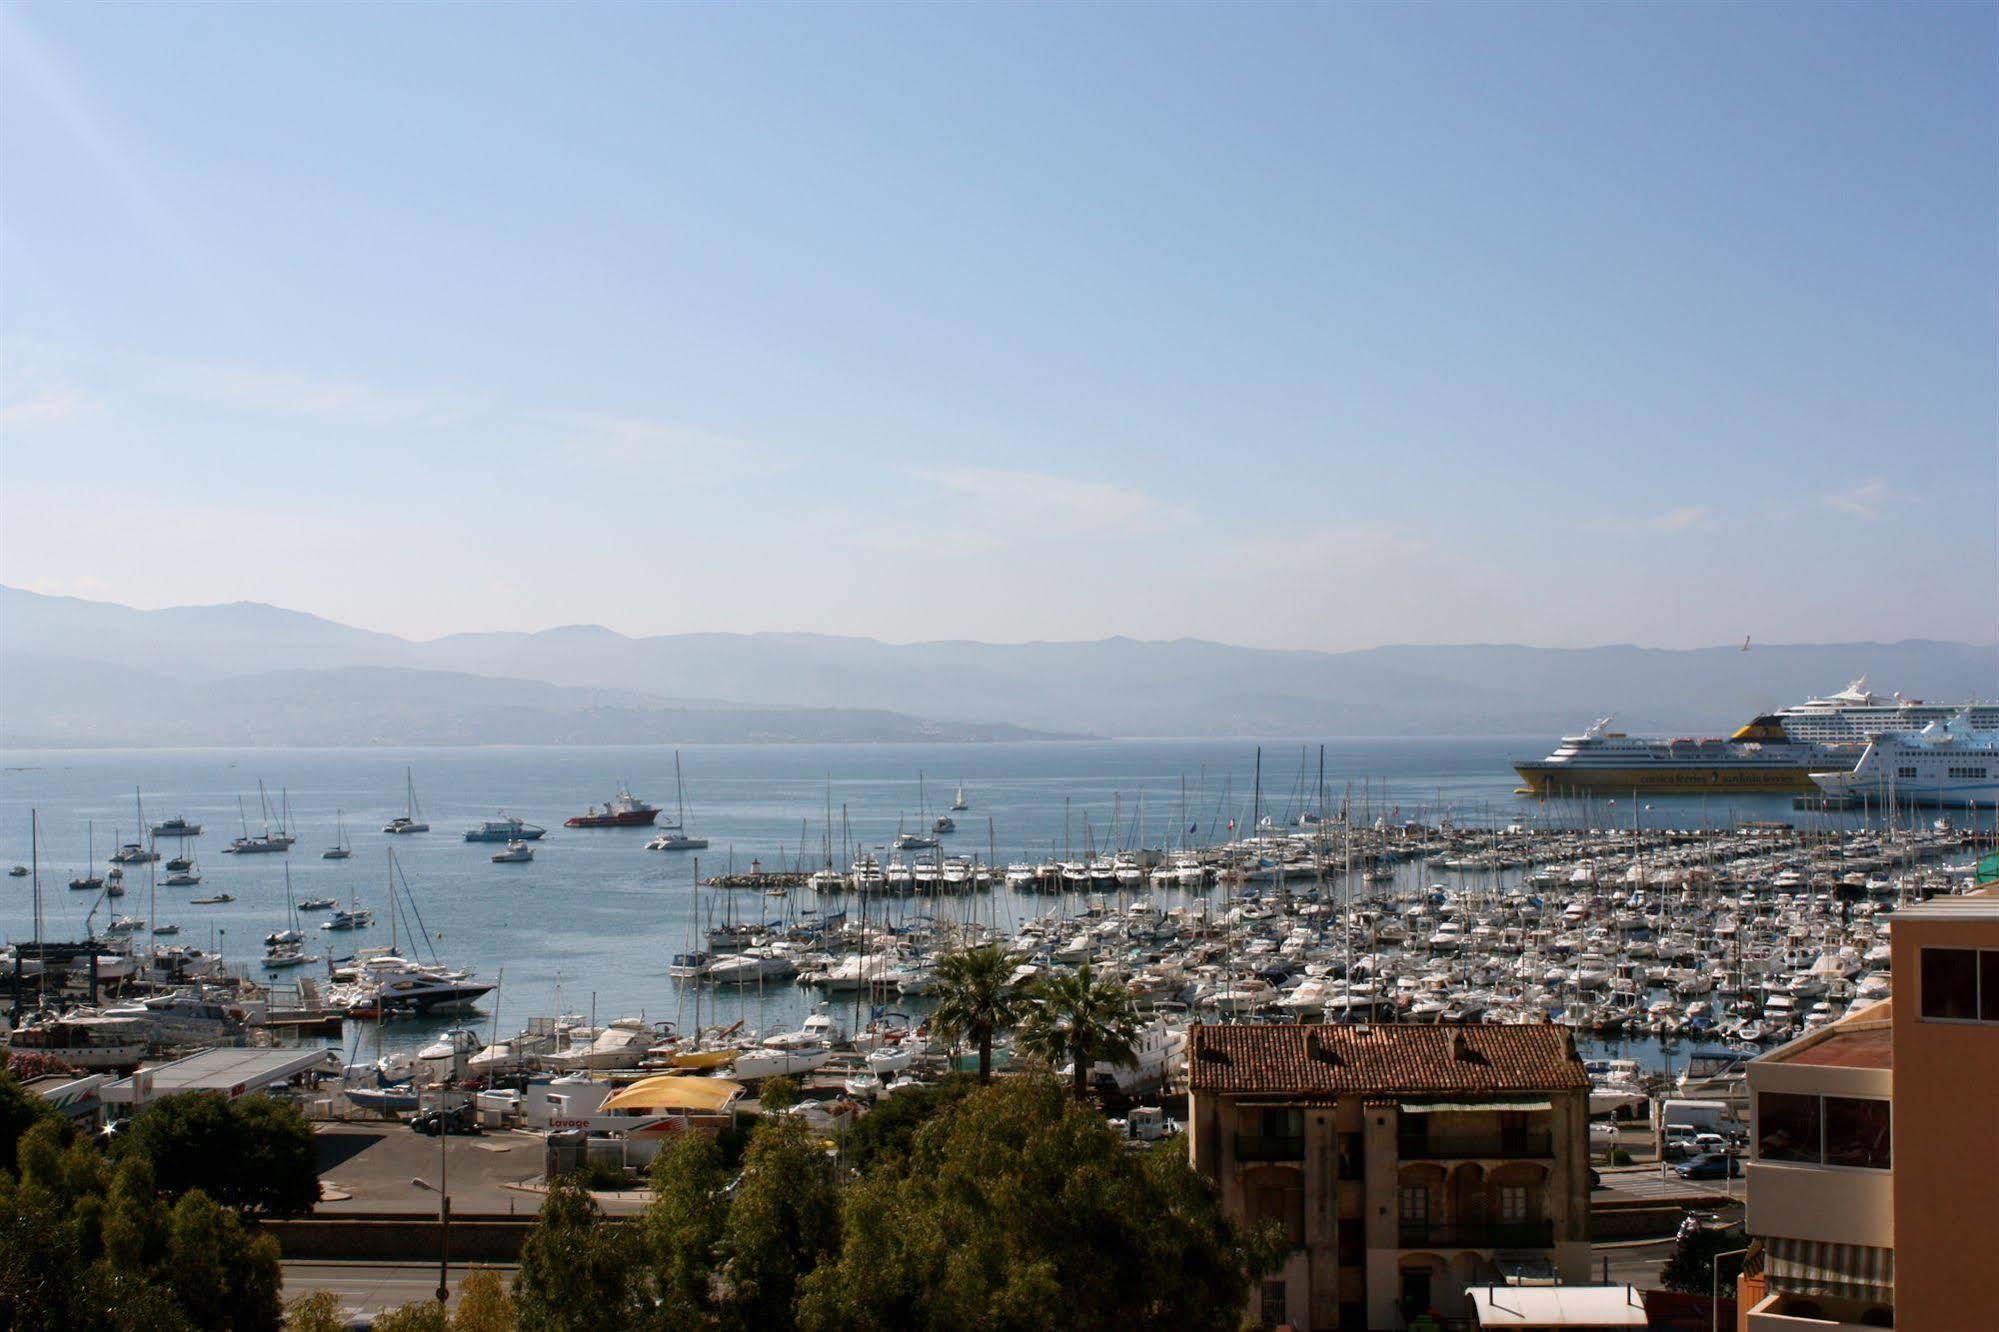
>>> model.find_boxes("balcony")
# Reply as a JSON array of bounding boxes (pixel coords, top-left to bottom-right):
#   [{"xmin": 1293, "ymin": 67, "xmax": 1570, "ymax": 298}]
[
  {"xmin": 1397, "ymin": 1132, "xmax": 1554, "ymax": 1159},
  {"xmin": 1397, "ymin": 1220, "xmax": 1555, "ymax": 1249},
  {"xmin": 1234, "ymin": 1133, "xmax": 1305, "ymax": 1162}
]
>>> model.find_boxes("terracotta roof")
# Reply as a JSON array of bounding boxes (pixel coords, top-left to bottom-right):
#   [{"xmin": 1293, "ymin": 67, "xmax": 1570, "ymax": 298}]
[{"xmin": 1187, "ymin": 1022, "xmax": 1588, "ymax": 1096}]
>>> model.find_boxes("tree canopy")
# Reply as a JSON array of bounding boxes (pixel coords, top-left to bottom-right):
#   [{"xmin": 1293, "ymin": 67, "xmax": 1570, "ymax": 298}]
[
  {"xmin": 928, "ymin": 947, "xmax": 1022, "ymax": 1083},
  {"xmin": 118, "ymin": 1091, "xmax": 319, "ymax": 1216}
]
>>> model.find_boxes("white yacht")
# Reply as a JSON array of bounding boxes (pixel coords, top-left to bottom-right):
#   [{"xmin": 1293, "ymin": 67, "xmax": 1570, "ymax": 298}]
[
  {"xmin": 383, "ymin": 768, "xmax": 430, "ymax": 834},
  {"xmin": 491, "ymin": 840, "xmax": 535, "ymax": 863}
]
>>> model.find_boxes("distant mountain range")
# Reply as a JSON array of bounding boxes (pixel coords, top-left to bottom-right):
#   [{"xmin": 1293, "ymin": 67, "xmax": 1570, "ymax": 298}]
[{"xmin": 2, "ymin": 586, "xmax": 1992, "ymax": 748}]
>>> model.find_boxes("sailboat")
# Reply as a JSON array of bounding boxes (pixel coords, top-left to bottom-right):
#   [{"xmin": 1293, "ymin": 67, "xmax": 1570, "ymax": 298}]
[
  {"xmin": 323, "ymin": 810, "xmax": 354, "ymax": 859},
  {"xmin": 68, "ymin": 822, "xmax": 104, "ymax": 891},
  {"xmin": 646, "ymin": 752, "xmax": 709, "ymax": 850},
  {"xmin": 383, "ymin": 769, "xmax": 429, "ymax": 834},
  {"xmin": 264, "ymin": 869, "xmax": 320, "ymax": 969},
  {"xmin": 951, "ymin": 782, "xmax": 969, "ymax": 812}
]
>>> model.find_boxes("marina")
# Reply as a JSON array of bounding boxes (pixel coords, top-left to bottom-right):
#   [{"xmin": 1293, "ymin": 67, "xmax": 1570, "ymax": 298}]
[{"xmin": 4, "ymin": 737, "xmax": 1993, "ymax": 1109}]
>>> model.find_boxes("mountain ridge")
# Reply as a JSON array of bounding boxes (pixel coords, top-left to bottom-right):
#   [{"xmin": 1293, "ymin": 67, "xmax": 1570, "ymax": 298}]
[{"xmin": 2, "ymin": 586, "xmax": 1992, "ymax": 745}]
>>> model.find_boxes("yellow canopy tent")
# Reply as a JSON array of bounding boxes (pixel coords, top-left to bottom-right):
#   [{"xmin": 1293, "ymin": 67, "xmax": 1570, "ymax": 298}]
[{"xmin": 599, "ymin": 1075, "xmax": 746, "ymax": 1114}]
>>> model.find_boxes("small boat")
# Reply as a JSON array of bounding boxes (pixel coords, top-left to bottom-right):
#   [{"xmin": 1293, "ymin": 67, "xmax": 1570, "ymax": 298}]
[
  {"xmin": 70, "ymin": 820, "xmax": 103, "ymax": 890},
  {"xmin": 149, "ymin": 816, "xmax": 202, "ymax": 838},
  {"xmin": 383, "ymin": 769, "xmax": 430, "ymax": 834},
  {"xmin": 190, "ymin": 892, "xmax": 235, "ymax": 905},
  {"xmin": 932, "ymin": 815, "xmax": 956, "ymax": 835},
  {"xmin": 321, "ymin": 907, "xmax": 373, "ymax": 931},
  {"xmin": 163, "ymin": 871, "xmax": 201, "ymax": 887},
  {"xmin": 465, "ymin": 814, "xmax": 546, "ymax": 843},
  {"xmin": 263, "ymin": 945, "xmax": 319, "ymax": 970},
  {"xmin": 298, "ymin": 896, "xmax": 338, "ymax": 910},
  {"xmin": 491, "ymin": 840, "xmax": 534, "ymax": 864},
  {"xmin": 951, "ymin": 783, "xmax": 969, "ymax": 812},
  {"xmin": 164, "ymin": 854, "xmax": 193, "ymax": 872},
  {"xmin": 7, "ymin": 865, "xmax": 26, "ymax": 877},
  {"xmin": 151, "ymin": 922, "xmax": 180, "ymax": 935},
  {"xmin": 343, "ymin": 1083, "xmax": 421, "ymax": 1114},
  {"xmin": 645, "ymin": 752, "xmax": 706, "ymax": 849},
  {"xmin": 109, "ymin": 842, "xmax": 159, "ymax": 864},
  {"xmin": 324, "ymin": 810, "xmax": 354, "ymax": 859}
]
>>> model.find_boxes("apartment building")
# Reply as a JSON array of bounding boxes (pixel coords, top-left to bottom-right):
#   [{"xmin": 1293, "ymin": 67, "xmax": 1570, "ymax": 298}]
[
  {"xmin": 1186, "ymin": 1021, "xmax": 1592, "ymax": 1331},
  {"xmin": 1741, "ymin": 883, "xmax": 1999, "ymax": 1330}
]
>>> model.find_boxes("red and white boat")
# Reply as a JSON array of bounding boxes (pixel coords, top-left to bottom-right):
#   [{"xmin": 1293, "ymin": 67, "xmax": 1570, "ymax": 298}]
[{"xmin": 565, "ymin": 786, "xmax": 661, "ymax": 828}]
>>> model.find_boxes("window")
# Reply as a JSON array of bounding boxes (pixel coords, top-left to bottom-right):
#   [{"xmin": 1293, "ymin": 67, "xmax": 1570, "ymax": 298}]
[
  {"xmin": 1337, "ymin": 1220, "xmax": 1364, "ymax": 1265},
  {"xmin": 1987, "ymin": 951, "xmax": 1999, "ymax": 1022},
  {"xmin": 1758, "ymin": 1092, "xmax": 1890, "ymax": 1170},
  {"xmin": 1338, "ymin": 1132, "xmax": 1362, "ymax": 1180},
  {"xmin": 1896, "ymin": 766, "xmax": 1918, "ymax": 779},
  {"xmin": 1260, "ymin": 1279, "xmax": 1287, "ymax": 1323},
  {"xmin": 1824, "ymin": 1097, "xmax": 1892, "ymax": 1170},
  {"xmin": 1920, "ymin": 947, "xmax": 1985, "ymax": 1022},
  {"xmin": 1399, "ymin": 1184, "xmax": 1429, "ymax": 1223},
  {"xmin": 1498, "ymin": 1185, "xmax": 1529, "ymax": 1222},
  {"xmin": 1248, "ymin": 1176, "xmax": 1306, "ymax": 1246},
  {"xmin": 1757, "ymin": 1092, "xmax": 1822, "ymax": 1164}
]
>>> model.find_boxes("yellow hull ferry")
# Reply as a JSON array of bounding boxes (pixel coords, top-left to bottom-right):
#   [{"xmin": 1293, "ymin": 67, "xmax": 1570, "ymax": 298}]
[{"xmin": 1513, "ymin": 715, "xmax": 1842, "ymax": 795}]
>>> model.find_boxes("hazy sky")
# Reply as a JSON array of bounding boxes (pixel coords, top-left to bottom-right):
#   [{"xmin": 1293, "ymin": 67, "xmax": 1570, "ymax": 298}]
[{"xmin": 2, "ymin": 3, "xmax": 1993, "ymax": 651}]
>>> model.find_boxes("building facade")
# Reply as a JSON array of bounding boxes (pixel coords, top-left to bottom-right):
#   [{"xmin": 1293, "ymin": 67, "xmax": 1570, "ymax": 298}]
[
  {"xmin": 1186, "ymin": 1022, "xmax": 1592, "ymax": 1331},
  {"xmin": 1741, "ymin": 881, "xmax": 1999, "ymax": 1330}
]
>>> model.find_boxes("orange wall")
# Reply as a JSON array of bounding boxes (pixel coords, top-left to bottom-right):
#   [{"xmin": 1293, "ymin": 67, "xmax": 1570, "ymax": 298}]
[{"xmin": 1890, "ymin": 915, "xmax": 1999, "ymax": 1331}]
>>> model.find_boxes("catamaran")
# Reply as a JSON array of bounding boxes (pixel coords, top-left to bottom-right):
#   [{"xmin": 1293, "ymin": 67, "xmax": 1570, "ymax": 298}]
[
  {"xmin": 646, "ymin": 752, "xmax": 708, "ymax": 849},
  {"xmin": 383, "ymin": 768, "xmax": 430, "ymax": 834}
]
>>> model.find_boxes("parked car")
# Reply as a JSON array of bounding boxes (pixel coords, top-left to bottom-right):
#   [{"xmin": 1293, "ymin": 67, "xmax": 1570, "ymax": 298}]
[
  {"xmin": 410, "ymin": 1103, "xmax": 482, "ymax": 1136},
  {"xmin": 1693, "ymin": 1132, "xmax": 1729, "ymax": 1153},
  {"xmin": 1590, "ymin": 1121, "xmax": 1621, "ymax": 1141},
  {"xmin": 1675, "ymin": 1152, "xmax": 1742, "ymax": 1180}
]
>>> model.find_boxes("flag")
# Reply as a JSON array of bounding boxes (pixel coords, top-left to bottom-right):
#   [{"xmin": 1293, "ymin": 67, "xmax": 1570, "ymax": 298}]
[{"xmin": 1227, "ymin": 819, "xmax": 1236, "ymax": 831}]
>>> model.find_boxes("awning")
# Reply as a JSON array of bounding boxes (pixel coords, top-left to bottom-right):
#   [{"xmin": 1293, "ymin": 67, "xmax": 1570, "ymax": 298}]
[
  {"xmin": 1765, "ymin": 1237, "xmax": 1894, "ymax": 1303},
  {"xmin": 599, "ymin": 1076, "xmax": 744, "ymax": 1114},
  {"xmin": 1401, "ymin": 1100, "xmax": 1552, "ymax": 1113}
]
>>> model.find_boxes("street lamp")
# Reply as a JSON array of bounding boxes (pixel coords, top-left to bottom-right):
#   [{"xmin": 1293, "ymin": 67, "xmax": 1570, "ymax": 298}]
[
  {"xmin": 1711, "ymin": 1245, "xmax": 1749, "ymax": 1332},
  {"xmin": 408, "ymin": 1097, "xmax": 451, "ymax": 1304}
]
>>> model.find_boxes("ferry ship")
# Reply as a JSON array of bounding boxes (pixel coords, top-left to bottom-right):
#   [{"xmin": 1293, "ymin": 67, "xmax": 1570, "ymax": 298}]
[
  {"xmin": 1516, "ymin": 679, "xmax": 1999, "ymax": 797},
  {"xmin": 1514, "ymin": 716, "xmax": 1839, "ymax": 795},
  {"xmin": 1810, "ymin": 715, "xmax": 1999, "ymax": 808}
]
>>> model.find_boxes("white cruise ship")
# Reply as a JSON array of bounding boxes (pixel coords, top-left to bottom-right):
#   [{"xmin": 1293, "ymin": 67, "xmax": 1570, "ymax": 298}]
[
  {"xmin": 1514, "ymin": 716, "xmax": 1837, "ymax": 794},
  {"xmin": 1770, "ymin": 678, "xmax": 1999, "ymax": 746},
  {"xmin": 1810, "ymin": 715, "xmax": 1999, "ymax": 808}
]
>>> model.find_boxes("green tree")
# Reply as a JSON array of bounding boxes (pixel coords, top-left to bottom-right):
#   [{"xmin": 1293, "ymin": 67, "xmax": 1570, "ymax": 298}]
[
  {"xmin": 717, "ymin": 1116, "xmax": 840, "ymax": 1331},
  {"xmin": 640, "ymin": 1130, "xmax": 729, "ymax": 1324},
  {"xmin": 371, "ymin": 1302, "xmax": 450, "ymax": 1332},
  {"xmin": 1013, "ymin": 963, "xmax": 1140, "ymax": 1101},
  {"xmin": 286, "ymin": 1290, "xmax": 346, "ymax": 1332},
  {"xmin": 928, "ymin": 947, "xmax": 1021, "ymax": 1083},
  {"xmin": 164, "ymin": 1188, "xmax": 284, "ymax": 1331},
  {"xmin": 452, "ymin": 1267, "xmax": 519, "ymax": 1332},
  {"xmin": 758, "ymin": 1076, "xmax": 800, "ymax": 1112},
  {"xmin": 119, "ymin": 1092, "xmax": 319, "ymax": 1215},
  {"xmin": 796, "ymin": 1075, "xmax": 1278, "ymax": 1332},
  {"xmin": 0, "ymin": 1066, "xmax": 65, "ymax": 1173},
  {"xmin": 838, "ymin": 1075, "xmax": 973, "ymax": 1173},
  {"xmin": 514, "ymin": 1177, "xmax": 644, "ymax": 1332}
]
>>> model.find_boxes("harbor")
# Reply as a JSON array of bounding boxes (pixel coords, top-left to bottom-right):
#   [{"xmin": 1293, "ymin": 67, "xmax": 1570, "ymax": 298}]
[{"xmin": 5, "ymin": 731, "xmax": 1994, "ymax": 1114}]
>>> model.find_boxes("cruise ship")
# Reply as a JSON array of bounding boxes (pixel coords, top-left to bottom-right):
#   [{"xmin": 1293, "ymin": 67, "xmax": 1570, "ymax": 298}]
[
  {"xmin": 1516, "ymin": 679, "xmax": 1999, "ymax": 796},
  {"xmin": 1513, "ymin": 716, "xmax": 1837, "ymax": 795},
  {"xmin": 1767, "ymin": 678, "xmax": 1999, "ymax": 746}
]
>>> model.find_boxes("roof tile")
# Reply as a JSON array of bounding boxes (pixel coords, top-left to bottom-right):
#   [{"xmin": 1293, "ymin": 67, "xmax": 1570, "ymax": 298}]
[{"xmin": 1187, "ymin": 1022, "xmax": 1588, "ymax": 1096}]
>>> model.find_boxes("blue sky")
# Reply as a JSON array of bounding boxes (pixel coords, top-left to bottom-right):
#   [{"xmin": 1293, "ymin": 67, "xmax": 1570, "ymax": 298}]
[{"xmin": 2, "ymin": 2, "xmax": 1993, "ymax": 650}]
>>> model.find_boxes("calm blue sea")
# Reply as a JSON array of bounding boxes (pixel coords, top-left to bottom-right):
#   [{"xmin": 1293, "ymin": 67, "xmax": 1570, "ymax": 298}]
[{"xmin": 0, "ymin": 739, "xmax": 1894, "ymax": 1062}]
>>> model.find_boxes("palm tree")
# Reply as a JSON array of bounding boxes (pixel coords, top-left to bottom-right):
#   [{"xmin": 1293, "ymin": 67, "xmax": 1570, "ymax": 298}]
[
  {"xmin": 1016, "ymin": 962, "xmax": 1140, "ymax": 1101},
  {"xmin": 929, "ymin": 946, "xmax": 1021, "ymax": 1083}
]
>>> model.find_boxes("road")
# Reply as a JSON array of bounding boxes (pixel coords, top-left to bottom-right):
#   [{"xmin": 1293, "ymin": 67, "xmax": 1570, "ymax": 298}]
[
  {"xmin": 1596, "ymin": 1164, "xmax": 1746, "ymax": 1205},
  {"xmin": 282, "ymin": 1261, "xmax": 518, "ymax": 1316}
]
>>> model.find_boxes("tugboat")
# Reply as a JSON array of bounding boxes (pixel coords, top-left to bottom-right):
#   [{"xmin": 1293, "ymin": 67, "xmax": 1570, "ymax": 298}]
[{"xmin": 564, "ymin": 785, "xmax": 659, "ymax": 828}]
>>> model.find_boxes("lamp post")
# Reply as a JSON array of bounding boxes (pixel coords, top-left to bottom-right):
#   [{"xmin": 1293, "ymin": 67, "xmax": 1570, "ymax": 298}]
[
  {"xmin": 437, "ymin": 1091, "xmax": 450, "ymax": 1303},
  {"xmin": 1712, "ymin": 1244, "xmax": 1749, "ymax": 1332}
]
